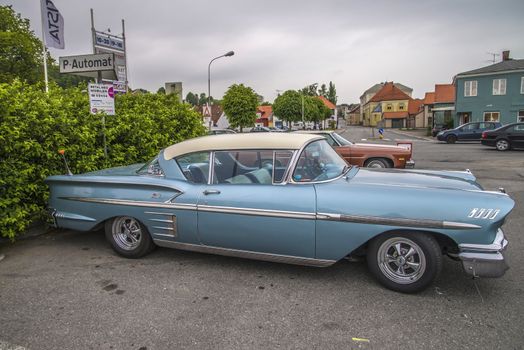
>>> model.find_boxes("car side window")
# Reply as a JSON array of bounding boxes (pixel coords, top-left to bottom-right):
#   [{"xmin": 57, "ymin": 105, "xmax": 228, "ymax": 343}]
[
  {"xmin": 323, "ymin": 134, "xmax": 337, "ymax": 147},
  {"xmin": 512, "ymin": 125, "xmax": 524, "ymax": 132},
  {"xmin": 213, "ymin": 150, "xmax": 294, "ymax": 185},
  {"xmin": 176, "ymin": 152, "xmax": 210, "ymax": 184},
  {"xmin": 479, "ymin": 122, "xmax": 494, "ymax": 129},
  {"xmin": 462, "ymin": 123, "xmax": 479, "ymax": 131}
]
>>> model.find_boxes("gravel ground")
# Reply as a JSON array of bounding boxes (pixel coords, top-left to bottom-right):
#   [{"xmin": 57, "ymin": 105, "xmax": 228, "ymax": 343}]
[{"xmin": 1, "ymin": 126, "xmax": 523, "ymax": 350}]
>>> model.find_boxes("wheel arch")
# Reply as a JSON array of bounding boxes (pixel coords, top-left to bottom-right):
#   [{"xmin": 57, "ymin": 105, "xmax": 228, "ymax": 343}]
[{"xmin": 346, "ymin": 229, "xmax": 459, "ymax": 257}]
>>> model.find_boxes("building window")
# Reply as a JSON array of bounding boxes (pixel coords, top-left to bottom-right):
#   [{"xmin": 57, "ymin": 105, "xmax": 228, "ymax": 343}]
[
  {"xmin": 386, "ymin": 104, "xmax": 392, "ymax": 111},
  {"xmin": 464, "ymin": 81, "xmax": 477, "ymax": 97},
  {"xmin": 521, "ymin": 77, "xmax": 524, "ymax": 94},
  {"xmin": 484, "ymin": 112, "xmax": 500, "ymax": 122},
  {"xmin": 518, "ymin": 110, "xmax": 524, "ymax": 122},
  {"xmin": 492, "ymin": 79, "xmax": 506, "ymax": 95},
  {"xmin": 399, "ymin": 103, "xmax": 405, "ymax": 110}
]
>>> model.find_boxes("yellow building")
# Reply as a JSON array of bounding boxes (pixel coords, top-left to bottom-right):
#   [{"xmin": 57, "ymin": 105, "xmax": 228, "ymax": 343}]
[{"xmin": 362, "ymin": 82, "xmax": 412, "ymax": 127}]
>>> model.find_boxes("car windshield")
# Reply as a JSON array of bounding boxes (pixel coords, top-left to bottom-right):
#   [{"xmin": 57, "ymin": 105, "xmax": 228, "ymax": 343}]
[
  {"xmin": 331, "ymin": 132, "xmax": 353, "ymax": 145},
  {"xmin": 292, "ymin": 140, "xmax": 349, "ymax": 182}
]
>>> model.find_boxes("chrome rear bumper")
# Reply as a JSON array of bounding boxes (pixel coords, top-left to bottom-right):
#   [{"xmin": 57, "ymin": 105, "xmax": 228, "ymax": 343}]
[
  {"xmin": 458, "ymin": 229, "xmax": 509, "ymax": 278},
  {"xmin": 405, "ymin": 160, "xmax": 415, "ymax": 168}
]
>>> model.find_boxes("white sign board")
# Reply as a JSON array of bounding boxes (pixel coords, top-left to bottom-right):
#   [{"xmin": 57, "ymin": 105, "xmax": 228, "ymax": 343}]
[
  {"xmin": 60, "ymin": 53, "xmax": 114, "ymax": 73},
  {"xmin": 88, "ymin": 83, "xmax": 115, "ymax": 115},
  {"xmin": 95, "ymin": 31, "xmax": 125, "ymax": 52},
  {"xmin": 113, "ymin": 81, "xmax": 127, "ymax": 93}
]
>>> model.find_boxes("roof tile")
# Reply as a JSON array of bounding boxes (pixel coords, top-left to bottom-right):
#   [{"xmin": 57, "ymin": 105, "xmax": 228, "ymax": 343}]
[{"xmin": 369, "ymin": 82, "xmax": 412, "ymax": 102}]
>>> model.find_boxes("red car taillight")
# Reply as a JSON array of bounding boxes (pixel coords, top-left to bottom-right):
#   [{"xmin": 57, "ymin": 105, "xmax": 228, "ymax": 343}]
[{"xmin": 481, "ymin": 132, "xmax": 487, "ymax": 139}]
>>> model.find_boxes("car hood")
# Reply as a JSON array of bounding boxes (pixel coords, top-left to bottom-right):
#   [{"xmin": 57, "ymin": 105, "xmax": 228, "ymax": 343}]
[{"xmin": 350, "ymin": 168, "xmax": 480, "ymax": 191}]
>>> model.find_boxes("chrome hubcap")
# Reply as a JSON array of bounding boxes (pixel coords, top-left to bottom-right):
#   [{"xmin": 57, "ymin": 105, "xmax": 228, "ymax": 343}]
[
  {"xmin": 497, "ymin": 140, "xmax": 508, "ymax": 150},
  {"xmin": 112, "ymin": 217, "xmax": 142, "ymax": 250},
  {"xmin": 377, "ymin": 237, "xmax": 426, "ymax": 284},
  {"xmin": 368, "ymin": 161, "xmax": 385, "ymax": 168}
]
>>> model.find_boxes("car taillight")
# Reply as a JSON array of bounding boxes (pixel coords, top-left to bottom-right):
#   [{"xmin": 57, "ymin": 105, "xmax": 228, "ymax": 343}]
[{"xmin": 481, "ymin": 132, "xmax": 487, "ymax": 139}]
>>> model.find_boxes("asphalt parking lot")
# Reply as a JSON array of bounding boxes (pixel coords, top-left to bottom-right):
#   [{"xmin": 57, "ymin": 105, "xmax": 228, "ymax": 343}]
[{"xmin": 1, "ymin": 126, "xmax": 523, "ymax": 350}]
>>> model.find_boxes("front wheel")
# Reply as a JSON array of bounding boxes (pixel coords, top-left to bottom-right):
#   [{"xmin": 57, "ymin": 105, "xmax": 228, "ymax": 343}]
[
  {"xmin": 364, "ymin": 158, "xmax": 390, "ymax": 168},
  {"xmin": 446, "ymin": 135, "xmax": 457, "ymax": 144},
  {"xmin": 496, "ymin": 139, "xmax": 510, "ymax": 151},
  {"xmin": 367, "ymin": 232, "xmax": 442, "ymax": 293},
  {"xmin": 105, "ymin": 216, "xmax": 155, "ymax": 258}
]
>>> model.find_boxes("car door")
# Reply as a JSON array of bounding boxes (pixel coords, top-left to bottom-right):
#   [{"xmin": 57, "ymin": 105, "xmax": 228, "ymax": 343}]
[
  {"xmin": 460, "ymin": 123, "xmax": 480, "ymax": 140},
  {"xmin": 196, "ymin": 149, "xmax": 316, "ymax": 258},
  {"xmin": 508, "ymin": 124, "xmax": 524, "ymax": 147}
]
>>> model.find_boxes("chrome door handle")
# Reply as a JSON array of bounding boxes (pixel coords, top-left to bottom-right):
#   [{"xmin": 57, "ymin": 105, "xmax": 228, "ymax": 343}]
[{"xmin": 203, "ymin": 189, "xmax": 221, "ymax": 195}]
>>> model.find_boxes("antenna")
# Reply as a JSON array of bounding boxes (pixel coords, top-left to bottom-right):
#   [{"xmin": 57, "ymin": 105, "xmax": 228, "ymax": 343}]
[{"xmin": 486, "ymin": 52, "xmax": 500, "ymax": 64}]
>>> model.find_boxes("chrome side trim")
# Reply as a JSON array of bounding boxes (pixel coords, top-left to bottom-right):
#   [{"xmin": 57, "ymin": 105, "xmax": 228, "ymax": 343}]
[
  {"xmin": 316, "ymin": 212, "xmax": 481, "ymax": 230},
  {"xmin": 149, "ymin": 218, "xmax": 174, "ymax": 223},
  {"xmin": 145, "ymin": 211, "xmax": 177, "ymax": 216},
  {"xmin": 197, "ymin": 204, "xmax": 316, "ymax": 220},
  {"xmin": 152, "ymin": 233, "xmax": 176, "ymax": 238},
  {"xmin": 54, "ymin": 211, "xmax": 96, "ymax": 222},
  {"xmin": 61, "ymin": 197, "xmax": 197, "ymax": 210},
  {"xmin": 152, "ymin": 226, "xmax": 174, "ymax": 231},
  {"xmin": 153, "ymin": 240, "xmax": 336, "ymax": 267}
]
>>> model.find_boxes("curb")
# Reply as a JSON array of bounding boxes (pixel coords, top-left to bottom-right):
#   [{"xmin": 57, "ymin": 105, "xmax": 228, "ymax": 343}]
[{"xmin": 388, "ymin": 129, "xmax": 434, "ymax": 141}]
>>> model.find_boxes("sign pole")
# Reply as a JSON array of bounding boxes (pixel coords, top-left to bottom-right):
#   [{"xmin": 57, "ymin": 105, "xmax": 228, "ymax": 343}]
[
  {"xmin": 122, "ymin": 18, "xmax": 129, "ymax": 93},
  {"xmin": 40, "ymin": 6, "xmax": 49, "ymax": 93}
]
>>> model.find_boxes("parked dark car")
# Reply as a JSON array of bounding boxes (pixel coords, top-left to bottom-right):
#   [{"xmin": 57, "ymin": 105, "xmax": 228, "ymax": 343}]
[
  {"xmin": 436, "ymin": 122, "xmax": 502, "ymax": 143},
  {"xmin": 481, "ymin": 123, "xmax": 524, "ymax": 151},
  {"xmin": 250, "ymin": 126, "xmax": 271, "ymax": 132},
  {"xmin": 208, "ymin": 129, "xmax": 236, "ymax": 135}
]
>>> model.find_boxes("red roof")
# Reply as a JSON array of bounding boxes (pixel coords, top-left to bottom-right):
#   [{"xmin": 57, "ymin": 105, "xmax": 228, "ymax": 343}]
[
  {"xmin": 256, "ymin": 105, "xmax": 273, "ymax": 119},
  {"xmin": 317, "ymin": 96, "xmax": 336, "ymax": 110},
  {"xmin": 408, "ymin": 99, "xmax": 423, "ymax": 115},
  {"xmin": 423, "ymin": 92, "xmax": 435, "ymax": 105},
  {"xmin": 383, "ymin": 111, "xmax": 409, "ymax": 119},
  {"xmin": 369, "ymin": 82, "xmax": 412, "ymax": 102},
  {"xmin": 434, "ymin": 84, "xmax": 455, "ymax": 103}
]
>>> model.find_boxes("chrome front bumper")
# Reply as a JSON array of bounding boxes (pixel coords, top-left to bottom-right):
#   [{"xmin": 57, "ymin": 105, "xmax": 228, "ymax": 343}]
[{"xmin": 458, "ymin": 229, "xmax": 509, "ymax": 278}]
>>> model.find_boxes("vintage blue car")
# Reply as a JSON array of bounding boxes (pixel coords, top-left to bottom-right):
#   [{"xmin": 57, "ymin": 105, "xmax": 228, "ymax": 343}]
[{"xmin": 45, "ymin": 133, "xmax": 514, "ymax": 293}]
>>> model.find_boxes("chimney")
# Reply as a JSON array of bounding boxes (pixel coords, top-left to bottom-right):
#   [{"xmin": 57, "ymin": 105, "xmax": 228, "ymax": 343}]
[{"xmin": 502, "ymin": 50, "xmax": 510, "ymax": 61}]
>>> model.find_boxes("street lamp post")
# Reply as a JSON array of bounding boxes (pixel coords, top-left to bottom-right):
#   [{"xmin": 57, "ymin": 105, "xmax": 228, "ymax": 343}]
[{"xmin": 207, "ymin": 51, "xmax": 234, "ymax": 128}]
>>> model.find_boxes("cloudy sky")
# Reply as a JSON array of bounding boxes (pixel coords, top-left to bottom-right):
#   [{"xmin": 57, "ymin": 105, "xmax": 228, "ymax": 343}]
[{"xmin": 5, "ymin": 0, "xmax": 524, "ymax": 103}]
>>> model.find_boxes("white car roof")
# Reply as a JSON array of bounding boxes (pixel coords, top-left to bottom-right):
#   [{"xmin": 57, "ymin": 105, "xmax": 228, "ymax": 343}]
[{"xmin": 163, "ymin": 133, "xmax": 323, "ymax": 159}]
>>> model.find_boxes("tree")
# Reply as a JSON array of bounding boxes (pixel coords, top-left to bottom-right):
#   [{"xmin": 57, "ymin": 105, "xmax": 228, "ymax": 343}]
[
  {"xmin": 260, "ymin": 101, "xmax": 272, "ymax": 106},
  {"xmin": 327, "ymin": 81, "xmax": 337, "ymax": 105},
  {"xmin": 222, "ymin": 84, "xmax": 258, "ymax": 131},
  {"xmin": 157, "ymin": 87, "xmax": 166, "ymax": 94},
  {"xmin": 273, "ymin": 90, "xmax": 303, "ymax": 125},
  {"xmin": 0, "ymin": 6, "xmax": 43, "ymax": 84},
  {"xmin": 307, "ymin": 97, "xmax": 331, "ymax": 126},
  {"xmin": 185, "ymin": 92, "xmax": 198, "ymax": 105},
  {"xmin": 319, "ymin": 84, "xmax": 327, "ymax": 98},
  {"xmin": 300, "ymin": 83, "xmax": 318, "ymax": 96}
]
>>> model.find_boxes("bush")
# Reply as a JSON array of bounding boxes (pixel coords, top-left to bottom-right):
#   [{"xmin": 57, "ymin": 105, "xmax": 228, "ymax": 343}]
[{"xmin": 0, "ymin": 81, "xmax": 205, "ymax": 239}]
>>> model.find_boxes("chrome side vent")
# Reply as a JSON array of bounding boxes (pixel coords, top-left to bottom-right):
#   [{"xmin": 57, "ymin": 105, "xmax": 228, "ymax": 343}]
[{"xmin": 468, "ymin": 208, "xmax": 500, "ymax": 220}]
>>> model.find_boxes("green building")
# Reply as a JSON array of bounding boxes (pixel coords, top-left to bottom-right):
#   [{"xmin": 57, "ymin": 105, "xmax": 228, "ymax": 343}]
[{"xmin": 454, "ymin": 51, "xmax": 524, "ymax": 127}]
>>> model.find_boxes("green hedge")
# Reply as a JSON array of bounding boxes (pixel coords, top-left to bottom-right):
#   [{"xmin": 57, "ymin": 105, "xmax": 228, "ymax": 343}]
[{"xmin": 0, "ymin": 81, "xmax": 205, "ymax": 239}]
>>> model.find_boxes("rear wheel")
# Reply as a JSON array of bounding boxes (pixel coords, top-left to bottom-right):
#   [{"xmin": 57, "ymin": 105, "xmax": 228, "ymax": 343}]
[
  {"xmin": 105, "ymin": 216, "xmax": 155, "ymax": 258},
  {"xmin": 446, "ymin": 135, "xmax": 457, "ymax": 144},
  {"xmin": 364, "ymin": 158, "xmax": 390, "ymax": 168},
  {"xmin": 496, "ymin": 139, "xmax": 510, "ymax": 151},
  {"xmin": 367, "ymin": 232, "xmax": 442, "ymax": 293}
]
